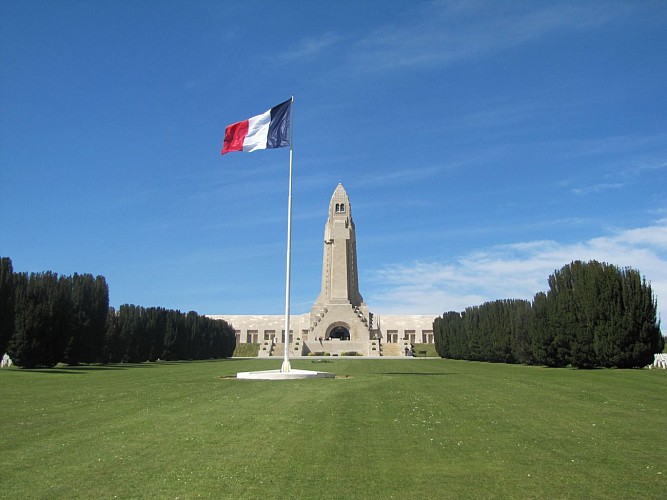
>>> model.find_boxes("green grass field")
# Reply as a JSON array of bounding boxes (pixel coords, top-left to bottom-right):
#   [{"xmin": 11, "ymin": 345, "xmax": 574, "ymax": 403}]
[{"xmin": 1, "ymin": 359, "xmax": 665, "ymax": 499}]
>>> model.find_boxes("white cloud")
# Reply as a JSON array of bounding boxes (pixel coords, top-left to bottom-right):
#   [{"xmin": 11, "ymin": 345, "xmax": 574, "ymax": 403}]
[
  {"xmin": 279, "ymin": 32, "xmax": 343, "ymax": 62},
  {"xmin": 353, "ymin": 163, "xmax": 456, "ymax": 188},
  {"xmin": 366, "ymin": 218, "xmax": 667, "ymax": 324},
  {"xmin": 571, "ymin": 182, "xmax": 625, "ymax": 195},
  {"xmin": 349, "ymin": 1, "xmax": 629, "ymax": 72}
]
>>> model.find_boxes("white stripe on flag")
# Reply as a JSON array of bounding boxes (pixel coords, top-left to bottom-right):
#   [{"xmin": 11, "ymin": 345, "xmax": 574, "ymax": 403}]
[{"xmin": 243, "ymin": 109, "xmax": 271, "ymax": 152}]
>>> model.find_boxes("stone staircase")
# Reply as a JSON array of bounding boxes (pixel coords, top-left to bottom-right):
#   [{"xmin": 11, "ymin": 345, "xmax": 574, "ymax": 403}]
[
  {"xmin": 266, "ymin": 342, "xmax": 303, "ymax": 357},
  {"xmin": 309, "ymin": 303, "xmax": 373, "ymax": 343},
  {"xmin": 353, "ymin": 305, "xmax": 368, "ymax": 326},
  {"xmin": 310, "ymin": 307, "xmax": 329, "ymax": 334},
  {"xmin": 258, "ymin": 340, "xmax": 273, "ymax": 357},
  {"xmin": 272, "ymin": 343, "xmax": 284, "ymax": 357}
]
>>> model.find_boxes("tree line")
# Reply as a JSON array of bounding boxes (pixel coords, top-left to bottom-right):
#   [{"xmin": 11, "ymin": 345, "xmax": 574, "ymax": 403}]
[
  {"xmin": 0, "ymin": 257, "xmax": 235, "ymax": 368},
  {"xmin": 434, "ymin": 260, "xmax": 664, "ymax": 368},
  {"xmin": 104, "ymin": 304, "xmax": 235, "ymax": 363}
]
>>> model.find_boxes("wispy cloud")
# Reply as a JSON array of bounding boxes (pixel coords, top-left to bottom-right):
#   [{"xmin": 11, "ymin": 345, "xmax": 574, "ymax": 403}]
[
  {"xmin": 619, "ymin": 159, "xmax": 667, "ymax": 180},
  {"xmin": 279, "ymin": 32, "xmax": 344, "ymax": 62},
  {"xmin": 366, "ymin": 218, "xmax": 667, "ymax": 321},
  {"xmin": 348, "ymin": 1, "xmax": 629, "ymax": 72},
  {"xmin": 353, "ymin": 163, "xmax": 458, "ymax": 188},
  {"xmin": 571, "ymin": 182, "xmax": 625, "ymax": 195},
  {"xmin": 568, "ymin": 157, "xmax": 666, "ymax": 195},
  {"xmin": 554, "ymin": 137, "xmax": 667, "ymax": 196}
]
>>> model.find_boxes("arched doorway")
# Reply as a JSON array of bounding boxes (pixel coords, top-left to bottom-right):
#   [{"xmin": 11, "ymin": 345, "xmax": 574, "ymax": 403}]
[{"xmin": 328, "ymin": 325, "xmax": 350, "ymax": 341}]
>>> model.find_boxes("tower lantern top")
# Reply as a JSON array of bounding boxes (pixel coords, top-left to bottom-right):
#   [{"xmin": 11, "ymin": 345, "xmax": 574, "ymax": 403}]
[{"xmin": 328, "ymin": 183, "xmax": 352, "ymax": 222}]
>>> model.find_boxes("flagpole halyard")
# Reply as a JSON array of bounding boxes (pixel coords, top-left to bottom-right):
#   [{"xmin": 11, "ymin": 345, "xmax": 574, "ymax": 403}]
[{"xmin": 281, "ymin": 95, "xmax": 295, "ymax": 373}]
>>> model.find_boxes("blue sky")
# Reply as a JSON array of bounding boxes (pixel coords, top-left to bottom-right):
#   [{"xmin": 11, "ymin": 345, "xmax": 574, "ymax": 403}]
[{"xmin": 2, "ymin": 1, "xmax": 666, "ymax": 324}]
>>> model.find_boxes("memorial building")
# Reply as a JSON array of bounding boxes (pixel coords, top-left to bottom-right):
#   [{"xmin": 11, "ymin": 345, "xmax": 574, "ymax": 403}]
[{"xmin": 209, "ymin": 184, "xmax": 436, "ymax": 356}]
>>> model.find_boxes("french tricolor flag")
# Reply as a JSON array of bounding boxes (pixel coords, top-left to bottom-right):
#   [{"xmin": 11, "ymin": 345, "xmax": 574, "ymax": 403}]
[{"xmin": 222, "ymin": 99, "xmax": 292, "ymax": 155}]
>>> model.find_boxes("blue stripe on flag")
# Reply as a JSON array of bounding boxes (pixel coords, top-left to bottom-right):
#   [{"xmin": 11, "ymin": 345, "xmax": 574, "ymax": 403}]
[{"xmin": 267, "ymin": 99, "xmax": 292, "ymax": 149}]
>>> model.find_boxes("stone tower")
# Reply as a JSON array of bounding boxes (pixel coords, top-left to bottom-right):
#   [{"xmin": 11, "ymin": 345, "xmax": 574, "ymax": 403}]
[{"xmin": 310, "ymin": 184, "xmax": 372, "ymax": 342}]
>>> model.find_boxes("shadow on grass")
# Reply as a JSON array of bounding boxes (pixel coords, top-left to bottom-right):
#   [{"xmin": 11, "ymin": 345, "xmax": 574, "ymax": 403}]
[
  {"xmin": 19, "ymin": 364, "xmax": 152, "ymax": 374},
  {"xmin": 16, "ymin": 358, "xmax": 240, "ymax": 374},
  {"xmin": 380, "ymin": 372, "xmax": 458, "ymax": 376},
  {"xmin": 18, "ymin": 368, "xmax": 87, "ymax": 375}
]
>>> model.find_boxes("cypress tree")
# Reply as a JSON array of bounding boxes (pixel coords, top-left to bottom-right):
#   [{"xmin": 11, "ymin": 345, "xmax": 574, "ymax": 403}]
[
  {"xmin": 434, "ymin": 312, "xmax": 462, "ymax": 358},
  {"xmin": 118, "ymin": 304, "xmax": 145, "ymax": 363},
  {"xmin": 433, "ymin": 315, "xmax": 447, "ymax": 358},
  {"xmin": 540, "ymin": 261, "xmax": 662, "ymax": 368},
  {"xmin": 510, "ymin": 299, "xmax": 534, "ymax": 364},
  {"xmin": 90, "ymin": 275, "xmax": 110, "ymax": 361},
  {"xmin": 529, "ymin": 291, "xmax": 548, "ymax": 365},
  {"xmin": 452, "ymin": 311, "xmax": 470, "ymax": 360},
  {"xmin": 0, "ymin": 257, "xmax": 15, "ymax": 354},
  {"xmin": 161, "ymin": 309, "xmax": 181, "ymax": 360},
  {"xmin": 63, "ymin": 274, "xmax": 108, "ymax": 364},
  {"xmin": 143, "ymin": 307, "xmax": 166, "ymax": 361},
  {"xmin": 463, "ymin": 306, "xmax": 483, "ymax": 361},
  {"xmin": 103, "ymin": 307, "xmax": 122, "ymax": 363},
  {"xmin": 566, "ymin": 261, "xmax": 597, "ymax": 368},
  {"xmin": 186, "ymin": 311, "xmax": 199, "ymax": 360},
  {"xmin": 601, "ymin": 268, "xmax": 663, "ymax": 367},
  {"xmin": 543, "ymin": 267, "xmax": 574, "ymax": 367},
  {"xmin": 9, "ymin": 272, "xmax": 66, "ymax": 368},
  {"xmin": 488, "ymin": 300, "xmax": 515, "ymax": 363}
]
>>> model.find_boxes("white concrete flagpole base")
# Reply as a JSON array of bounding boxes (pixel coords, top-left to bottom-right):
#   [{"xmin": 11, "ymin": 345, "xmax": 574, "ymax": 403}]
[
  {"xmin": 281, "ymin": 360, "xmax": 292, "ymax": 373},
  {"xmin": 236, "ymin": 368, "xmax": 334, "ymax": 380}
]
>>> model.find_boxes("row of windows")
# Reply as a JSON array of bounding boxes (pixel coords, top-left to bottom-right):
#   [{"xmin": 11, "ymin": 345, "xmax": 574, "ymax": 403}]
[
  {"xmin": 385, "ymin": 330, "xmax": 434, "ymax": 343},
  {"xmin": 234, "ymin": 329, "xmax": 309, "ymax": 343},
  {"xmin": 234, "ymin": 329, "xmax": 434, "ymax": 343}
]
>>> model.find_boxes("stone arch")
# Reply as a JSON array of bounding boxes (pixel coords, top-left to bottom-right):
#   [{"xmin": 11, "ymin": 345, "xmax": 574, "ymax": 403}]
[{"xmin": 326, "ymin": 322, "xmax": 351, "ymax": 341}]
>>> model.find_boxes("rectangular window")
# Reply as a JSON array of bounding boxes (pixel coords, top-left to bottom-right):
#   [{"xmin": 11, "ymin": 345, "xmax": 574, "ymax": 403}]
[
  {"xmin": 247, "ymin": 330, "xmax": 258, "ymax": 343},
  {"xmin": 281, "ymin": 330, "xmax": 294, "ymax": 343}
]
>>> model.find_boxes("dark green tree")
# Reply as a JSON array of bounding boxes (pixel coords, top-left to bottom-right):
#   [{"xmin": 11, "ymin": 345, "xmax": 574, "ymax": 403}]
[
  {"xmin": 103, "ymin": 307, "xmax": 122, "ymax": 363},
  {"xmin": 593, "ymin": 266, "xmax": 663, "ymax": 367},
  {"xmin": 487, "ymin": 300, "xmax": 515, "ymax": 363},
  {"xmin": 143, "ymin": 307, "xmax": 166, "ymax": 361},
  {"xmin": 161, "ymin": 309, "xmax": 183, "ymax": 360},
  {"xmin": 9, "ymin": 272, "xmax": 69, "ymax": 368},
  {"xmin": 0, "ymin": 257, "xmax": 15, "ymax": 354},
  {"xmin": 510, "ymin": 299, "xmax": 534, "ymax": 364},
  {"xmin": 118, "ymin": 304, "xmax": 146, "ymax": 363},
  {"xmin": 536, "ymin": 261, "xmax": 662, "ymax": 368},
  {"xmin": 62, "ymin": 274, "xmax": 109, "ymax": 364},
  {"xmin": 434, "ymin": 311, "xmax": 468, "ymax": 360}
]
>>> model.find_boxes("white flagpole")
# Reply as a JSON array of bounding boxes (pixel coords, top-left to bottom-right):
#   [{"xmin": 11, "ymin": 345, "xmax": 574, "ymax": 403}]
[{"xmin": 281, "ymin": 95, "xmax": 295, "ymax": 373}]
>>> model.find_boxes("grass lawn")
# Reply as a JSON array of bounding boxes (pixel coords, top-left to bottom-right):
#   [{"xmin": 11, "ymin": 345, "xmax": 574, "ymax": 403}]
[{"xmin": 1, "ymin": 358, "xmax": 666, "ymax": 499}]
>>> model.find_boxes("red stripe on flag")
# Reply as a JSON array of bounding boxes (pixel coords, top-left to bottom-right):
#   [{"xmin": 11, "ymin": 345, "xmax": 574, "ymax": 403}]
[{"xmin": 222, "ymin": 119, "xmax": 249, "ymax": 155}]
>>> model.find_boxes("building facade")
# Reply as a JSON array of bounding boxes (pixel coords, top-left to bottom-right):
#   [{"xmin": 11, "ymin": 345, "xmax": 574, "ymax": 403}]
[{"xmin": 209, "ymin": 184, "xmax": 436, "ymax": 356}]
